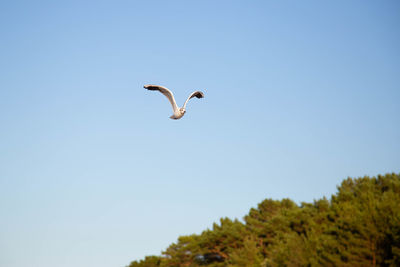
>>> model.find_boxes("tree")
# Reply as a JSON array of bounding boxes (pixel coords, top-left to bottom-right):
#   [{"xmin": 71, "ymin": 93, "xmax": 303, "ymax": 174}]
[{"xmin": 127, "ymin": 173, "xmax": 400, "ymax": 267}]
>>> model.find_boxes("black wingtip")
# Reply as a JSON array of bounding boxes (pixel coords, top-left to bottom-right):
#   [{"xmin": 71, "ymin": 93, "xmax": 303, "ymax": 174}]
[
  {"xmin": 196, "ymin": 91, "xmax": 205, "ymax": 98},
  {"xmin": 144, "ymin": 84, "xmax": 158, "ymax": 90}
]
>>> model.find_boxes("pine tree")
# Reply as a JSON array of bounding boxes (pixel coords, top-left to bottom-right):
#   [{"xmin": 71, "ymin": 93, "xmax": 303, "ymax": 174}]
[{"xmin": 127, "ymin": 173, "xmax": 400, "ymax": 267}]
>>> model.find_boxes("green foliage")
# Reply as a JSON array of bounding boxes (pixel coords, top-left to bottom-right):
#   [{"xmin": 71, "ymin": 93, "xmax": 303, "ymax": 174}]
[
  {"xmin": 128, "ymin": 256, "xmax": 162, "ymax": 267},
  {"xmin": 227, "ymin": 235, "xmax": 264, "ymax": 267},
  {"xmin": 127, "ymin": 173, "xmax": 400, "ymax": 267}
]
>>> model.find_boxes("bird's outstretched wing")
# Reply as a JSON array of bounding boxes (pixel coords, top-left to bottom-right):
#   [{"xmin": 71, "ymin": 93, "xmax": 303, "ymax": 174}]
[
  {"xmin": 183, "ymin": 91, "xmax": 204, "ymax": 109},
  {"xmin": 144, "ymin": 84, "xmax": 178, "ymax": 113}
]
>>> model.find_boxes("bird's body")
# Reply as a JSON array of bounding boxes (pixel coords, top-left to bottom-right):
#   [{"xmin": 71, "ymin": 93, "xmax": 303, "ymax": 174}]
[
  {"xmin": 144, "ymin": 84, "xmax": 204, "ymax": 120},
  {"xmin": 170, "ymin": 108, "xmax": 185, "ymax": 120}
]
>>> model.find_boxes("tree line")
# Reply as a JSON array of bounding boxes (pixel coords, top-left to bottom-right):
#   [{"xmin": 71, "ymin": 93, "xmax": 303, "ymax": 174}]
[{"xmin": 128, "ymin": 173, "xmax": 400, "ymax": 267}]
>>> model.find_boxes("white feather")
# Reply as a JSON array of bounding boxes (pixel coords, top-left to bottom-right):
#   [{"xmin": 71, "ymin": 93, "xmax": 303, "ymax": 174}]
[{"xmin": 144, "ymin": 84, "xmax": 204, "ymax": 120}]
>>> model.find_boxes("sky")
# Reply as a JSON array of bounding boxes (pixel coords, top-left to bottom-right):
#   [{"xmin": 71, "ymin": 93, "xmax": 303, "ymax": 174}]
[{"xmin": 0, "ymin": 1, "xmax": 399, "ymax": 266}]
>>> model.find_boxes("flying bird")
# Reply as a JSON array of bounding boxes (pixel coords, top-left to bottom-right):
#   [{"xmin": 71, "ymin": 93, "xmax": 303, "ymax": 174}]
[{"xmin": 144, "ymin": 84, "xmax": 204, "ymax": 120}]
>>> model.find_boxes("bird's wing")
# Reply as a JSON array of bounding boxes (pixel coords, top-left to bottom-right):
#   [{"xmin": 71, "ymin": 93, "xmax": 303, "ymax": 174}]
[
  {"xmin": 183, "ymin": 91, "xmax": 204, "ymax": 109},
  {"xmin": 144, "ymin": 84, "xmax": 178, "ymax": 112}
]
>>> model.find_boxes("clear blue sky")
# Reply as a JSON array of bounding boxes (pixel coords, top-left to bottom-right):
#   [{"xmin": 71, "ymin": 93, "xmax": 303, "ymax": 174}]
[{"xmin": 1, "ymin": 1, "xmax": 399, "ymax": 266}]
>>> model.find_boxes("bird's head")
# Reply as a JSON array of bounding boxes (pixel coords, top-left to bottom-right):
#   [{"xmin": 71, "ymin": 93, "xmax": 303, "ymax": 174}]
[{"xmin": 180, "ymin": 108, "xmax": 186, "ymax": 114}]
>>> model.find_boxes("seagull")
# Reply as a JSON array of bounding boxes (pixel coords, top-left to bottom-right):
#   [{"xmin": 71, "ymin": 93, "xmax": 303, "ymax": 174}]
[{"xmin": 144, "ymin": 84, "xmax": 204, "ymax": 120}]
